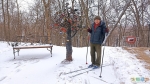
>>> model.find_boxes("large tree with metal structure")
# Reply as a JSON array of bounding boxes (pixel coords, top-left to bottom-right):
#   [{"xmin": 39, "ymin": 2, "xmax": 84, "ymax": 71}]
[{"xmin": 54, "ymin": 3, "xmax": 81, "ymax": 61}]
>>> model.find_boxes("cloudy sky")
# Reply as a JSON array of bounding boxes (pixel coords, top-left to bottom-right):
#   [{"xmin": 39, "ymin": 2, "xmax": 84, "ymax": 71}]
[{"xmin": 18, "ymin": 0, "xmax": 34, "ymax": 11}]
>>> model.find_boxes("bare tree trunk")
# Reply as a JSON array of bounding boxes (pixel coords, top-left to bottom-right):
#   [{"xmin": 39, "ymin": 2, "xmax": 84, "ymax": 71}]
[
  {"xmin": 57, "ymin": 0, "xmax": 61, "ymax": 10},
  {"xmin": 62, "ymin": 0, "xmax": 66, "ymax": 10},
  {"xmin": 1, "ymin": 0, "xmax": 7, "ymax": 41},
  {"xmin": 16, "ymin": 0, "xmax": 20, "ymax": 38},
  {"xmin": 71, "ymin": 0, "xmax": 75, "ymax": 9},
  {"xmin": 80, "ymin": 0, "xmax": 90, "ymax": 28},
  {"xmin": 131, "ymin": 0, "xmax": 144, "ymax": 46},
  {"xmin": 6, "ymin": 0, "xmax": 10, "ymax": 42},
  {"xmin": 79, "ymin": 0, "xmax": 90, "ymax": 48},
  {"xmin": 66, "ymin": 22, "xmax": 72, "ymax": 61},
  {"xmin": 98, "ymin": 0, "xmax": 100, "ymax": 15},
  {"xmin": 42, "ymin": 0, "xmax": 51, "ymax": 43}
]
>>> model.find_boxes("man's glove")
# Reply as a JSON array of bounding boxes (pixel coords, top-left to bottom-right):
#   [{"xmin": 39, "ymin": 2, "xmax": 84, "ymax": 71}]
[
  {"xmin": 87, "ymin": 28, "xmax": 92, "ymax": 33},
  {"xmin": 105, "ymin": 28, "xmax": 109, "ymax": 33},
  {"xmin": 101, "ymin": 43, "xmax": 105, "ymax": 46},
  {"xmin": 105, "ymin": 28, "xmax": 109, "ymax": 36}
]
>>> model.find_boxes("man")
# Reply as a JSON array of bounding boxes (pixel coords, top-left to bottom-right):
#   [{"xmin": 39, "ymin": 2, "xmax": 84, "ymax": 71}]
[{"xmin": 87, "ymin": 16, "xmax": 108, "ymax": 69}]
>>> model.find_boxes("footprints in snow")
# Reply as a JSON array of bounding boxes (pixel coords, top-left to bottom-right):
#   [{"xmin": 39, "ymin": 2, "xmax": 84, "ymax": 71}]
[
  {"xmin": 0, "ymin": 59, "xmax": 40, "ymax": 82},
  {"xmin": 0, "ymin": 76, "xmax": 7, "ymax": 81},
  {"xmin": 55, "ymin": 65, "xmax": 91, "ymax": 84}
]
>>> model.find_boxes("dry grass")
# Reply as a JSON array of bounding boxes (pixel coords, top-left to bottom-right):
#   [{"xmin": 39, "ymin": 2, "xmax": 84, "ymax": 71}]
[{"xmin": 123, "ymin": 47, "xmax": 150, "ymax": 70}]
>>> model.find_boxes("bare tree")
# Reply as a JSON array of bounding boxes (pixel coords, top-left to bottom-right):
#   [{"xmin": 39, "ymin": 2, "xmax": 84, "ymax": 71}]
[
  {"xmin": 16, "ymin": 0, "xmax": 21, "ymax": 38},
  {"xmin": 131, "ymin": 0, "xmax": 144, "ymax": 46},
  {"xmin": 103, "ymin": 0, "xmax": 131, "ymax": 44},
  {"xmin": 42, "ymin": 0, "xmax": 51, "ymax": 43},
  {"xmin": 1, "ymin": 0, "xmax": 7, "ymax": 41},
  {"xmin": 6, "ymin": 0, "xmax": 10, "ymax": 42}
]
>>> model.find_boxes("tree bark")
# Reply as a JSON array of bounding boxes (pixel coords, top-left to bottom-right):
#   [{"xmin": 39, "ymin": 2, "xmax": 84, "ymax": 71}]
[
  {"xmin": 16, "ymin": 0, "xmax": 20, "ymax": 38},
  {"xmin": 2, "ymin": 0, "xmax": 7, "ymax": 41},
  {"xmin": 66, "ymin": 22, "xmax": 72, "ymax": 61},
  {"xmin": 7, "ymin": 0, "xmax": 10, "ymax": 42},
  {"xmin": 131, "ymin": 0, "xmax": 144, "ymax": 46},
  {"xmin": 80, "ymin": 0, "xmax": 90, "ymax": 28},
  {"xmin": 42, "ymin": 0, "xmax": 51, "ymax": 43}
]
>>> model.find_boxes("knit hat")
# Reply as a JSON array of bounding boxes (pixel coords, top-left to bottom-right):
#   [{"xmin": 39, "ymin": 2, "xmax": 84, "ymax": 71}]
[{"xmin": 94, "ymin": 16, "xmax": 101, "ymax": 20}]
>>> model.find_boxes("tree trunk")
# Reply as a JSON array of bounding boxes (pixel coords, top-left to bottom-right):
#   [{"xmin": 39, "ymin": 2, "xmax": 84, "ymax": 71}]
[
  {"xmin": 131, "ymin": 0, "xmax": 144, "ymax": 46},
  {"xmin": 2, "ymin": 0, "xmax": 7, "ymax": 41},
  {"xmin": 7, "ymin": 0, "xmax": 10, "ymax": 42},
  {"xmin": 16, "ymin": 0, "xmax": 20, "ymax": 38},
  {"xmin": 66, "ymin": 22, "xmax": 72, "ymax": 61},
  {"xmin": 42, "ymin": 0, "xmax": 51, "ymax": 43},
  {"xmin": 80, "ymin": 0, "xmax": 90, "ymax": 28}
]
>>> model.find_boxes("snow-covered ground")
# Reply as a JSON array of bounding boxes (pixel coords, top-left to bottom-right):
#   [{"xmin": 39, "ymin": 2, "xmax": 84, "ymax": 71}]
[
  {"xmin": 145, "ymin": 50, "xmax": 150, "ymax": 56},
  {"xmin": 0, "ymin": 42, "xmax": 150, "ymax": 84}
]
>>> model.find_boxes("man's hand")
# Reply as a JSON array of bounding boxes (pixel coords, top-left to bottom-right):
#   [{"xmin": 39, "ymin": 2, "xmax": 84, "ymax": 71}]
[
  {"xmin": 105, "ymin": 28, "xmax": 109, "ymax": 33},
  {"xmin": 87, "ymin": 28, "xmax": 92, "ymax": 33},
  {"xmin": 101, "ymin": 43, "xmax": 105, "ymax": 46}
]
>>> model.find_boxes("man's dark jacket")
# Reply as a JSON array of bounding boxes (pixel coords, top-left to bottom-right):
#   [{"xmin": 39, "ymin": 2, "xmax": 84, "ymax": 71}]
[{"xmin": 90, "ymin": 21, "xmax": 106, "ymax": 45}]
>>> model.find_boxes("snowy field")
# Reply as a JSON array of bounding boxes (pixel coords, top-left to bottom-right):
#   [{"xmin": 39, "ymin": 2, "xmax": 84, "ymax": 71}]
[{"xmin": 0, "ymin": 41, "xmax": 150, "ymax": 84}]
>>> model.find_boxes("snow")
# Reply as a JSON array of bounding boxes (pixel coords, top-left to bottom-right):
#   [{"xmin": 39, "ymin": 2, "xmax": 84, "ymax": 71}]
[
  {"xmin": 145, "ymin": 50, "xmax": 150, "ymax": 56},
  {"xmin": 0, "ymin": 42, "xmax": 150, "ymax": 84}
]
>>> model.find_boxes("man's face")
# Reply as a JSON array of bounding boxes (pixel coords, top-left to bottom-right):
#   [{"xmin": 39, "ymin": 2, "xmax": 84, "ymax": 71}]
[{"xmin": 94, "ymin": 19, "xmax": 100, "ymax": 24}]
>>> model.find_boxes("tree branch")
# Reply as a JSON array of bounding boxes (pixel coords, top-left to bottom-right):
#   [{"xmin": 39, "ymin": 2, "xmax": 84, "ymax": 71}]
[{"xmin": 103, "ymin": 0, "xmax": 131, "ymax": 44}]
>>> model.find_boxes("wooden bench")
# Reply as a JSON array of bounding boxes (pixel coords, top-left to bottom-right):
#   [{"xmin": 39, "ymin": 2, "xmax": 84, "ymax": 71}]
[{"xmin": 13, "ymin": 45, "xmax": 53, "ymax": 59}]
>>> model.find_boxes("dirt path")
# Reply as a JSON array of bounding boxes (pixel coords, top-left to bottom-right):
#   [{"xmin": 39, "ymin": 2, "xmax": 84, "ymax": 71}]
[{"xmin": 123, "ymin": 47, "xmax": 150, "ymax": 70}]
